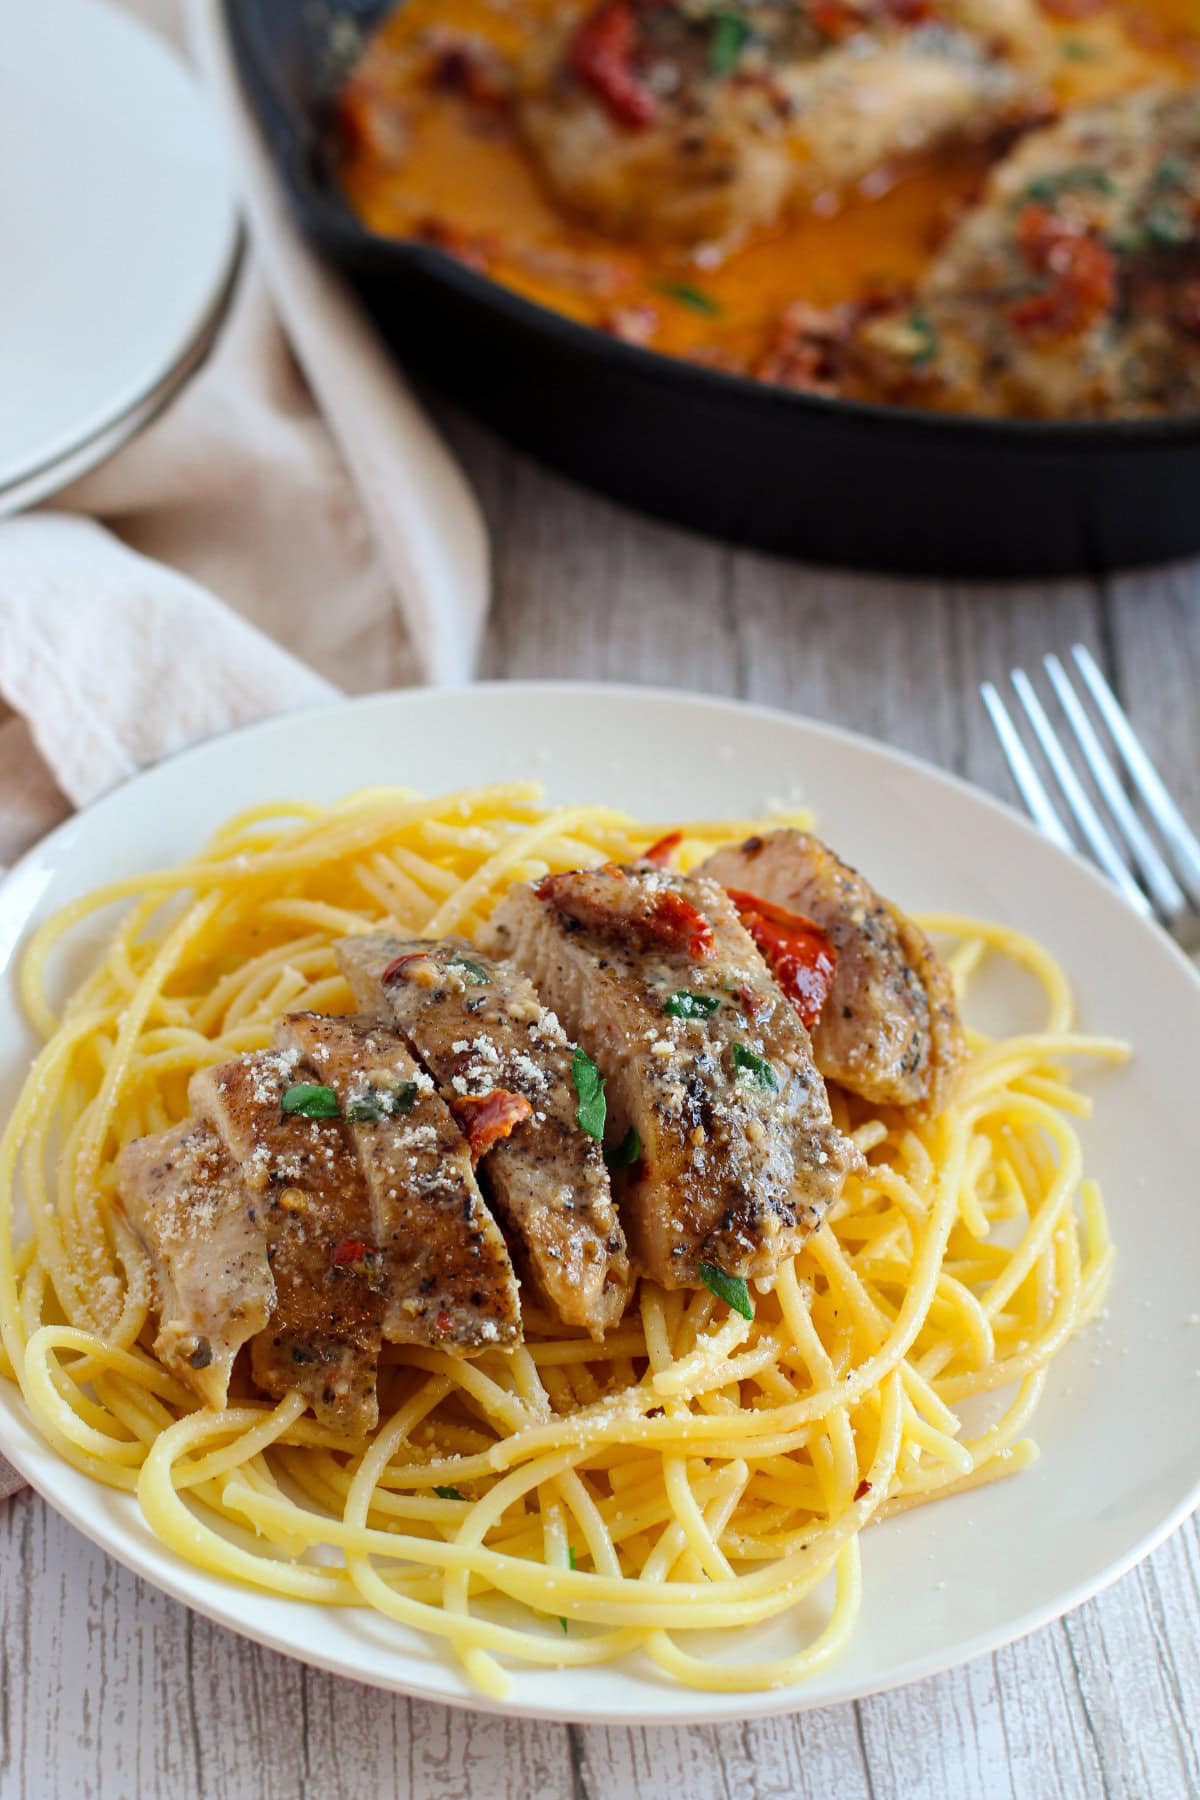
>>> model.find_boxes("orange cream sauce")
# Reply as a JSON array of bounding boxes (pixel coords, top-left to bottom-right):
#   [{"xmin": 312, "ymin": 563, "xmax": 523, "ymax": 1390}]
[{"xmin": 338, "ymin": 0, "xmax": 1200, "ymax": 371}]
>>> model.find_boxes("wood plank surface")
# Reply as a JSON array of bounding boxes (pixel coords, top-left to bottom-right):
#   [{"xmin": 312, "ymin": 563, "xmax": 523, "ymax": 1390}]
[{"xmin": 2, "ymin": 422, "xmax": 1199, "ymax": 1800}]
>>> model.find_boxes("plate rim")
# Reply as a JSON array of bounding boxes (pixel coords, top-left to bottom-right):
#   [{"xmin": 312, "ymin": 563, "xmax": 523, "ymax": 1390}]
[{"xmin": 2, "ymin": 679, "xmax": 1199, "ymax": 1725}]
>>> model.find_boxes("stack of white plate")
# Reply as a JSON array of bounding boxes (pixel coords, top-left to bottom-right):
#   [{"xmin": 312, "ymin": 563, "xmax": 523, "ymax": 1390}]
[{"xmin": 0, "ymin": 0, "xmax": 241, "ymax": 514}]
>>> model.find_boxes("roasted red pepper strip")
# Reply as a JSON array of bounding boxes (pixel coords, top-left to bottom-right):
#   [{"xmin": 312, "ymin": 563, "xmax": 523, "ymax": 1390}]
[
  {"xmin": 569, "ymin": 1, "xmax": 658, "ymax": 129},
  {"xmin": 725, "ymin": 888, "xmax": 837, "ymax": 1031},
  {"xmin": 1009, "ymin": 206, "xmax": 1116, "ymax": 339},
  {"xmin": 642, "ymin": 829, "xmax": 683, "ymax": 867},
  {"xmin": 449, "ymin": 1089, "xmax": 534, "ymax": 1163}
]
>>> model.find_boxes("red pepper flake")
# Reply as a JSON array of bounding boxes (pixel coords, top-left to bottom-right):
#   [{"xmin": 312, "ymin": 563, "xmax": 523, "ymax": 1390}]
[
  {"xmin": 569, "ymin": 1, "xmax": 658, "ymax": 129},
  {"xmin": 642, "ymin": 829, "xmax": 683, "ymax": 867},
  {"xmin": 332, "ymin": 1238, "xmax": 371, "ymax": 1267},
  {"xmin": 810, "ymin": 0, "xmax": 862, "ymax": 40},
  {"xmin": 1009, "ymin": 206, "xmax": 1116, "ymax": 340},
  {"xmin": 879, "ymin": 0, "xmax": 937, "ymax": 18},
  {"xmin": 725, "ymin": 889, "xmax": 837, "ymax": 1031},
  {"xmin": 436, "ymin": 1309, "xmax": 452, "ymax": 1333},
  {"xmin": 450, "ymin": 1089, "xmax": 534, "ymax": 1163},
  {"xmin": 854, "ymin": 1478, "xmax": 873, "ymax": 1502}
]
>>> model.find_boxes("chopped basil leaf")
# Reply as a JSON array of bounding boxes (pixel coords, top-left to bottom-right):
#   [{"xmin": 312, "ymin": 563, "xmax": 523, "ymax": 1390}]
[
  {"xmin": 698, "ymin": 1261, "xmax": 754, "ymax": 1321},
  {"xmin": 606, "ymin": 1126, "xmax": 641, "ymax": 1171},
  {"xmin": 568, "ymin": 1545, "xmax": 577, "ymax": 1570},
  {"xmin": 710, "ymin": 10, "xmax": 753, "ymax": 76},
  {"xmin": 665, "ymin": 989, "xmax": 721, "ymax": 1019},
  {"xmin": 346, "ymin": 1081, "xmax": 419, "ymax": 1123},
  {"xmin": 560, "ymin": 1615, "xmax": 569, "ymax": 1634},
  {"xmin": 655, "ymin": 280, "xmax": 723, "ymax": 317},
  {"xmin": 446, "ymin": 952, "xmax": 489, "ymax": 985},
  {"xmin": 572, "ymin": 1047, "xmax": 607, "ymax": 1139},
  {"xmin": 1021, "ymin": 165, "xmax": 1114, "ymax": 206},
  {"xmin": 1059, "ymin": 36, "xmax": 1099, "ymax": 60},
  {"xmin": 907, "ymin": 310, "xmax": 939, "ymax": 369},
  {"xmin": 434, "ymin": 1485, "xmax": 465, "ymax": 1501},
  {"xmin": 281, "ymin": 1083, "xmax": 340, "ymax": 1119},
  {"xmin": 732, "ymin": 1043, "xmax": 778, "ymax": 1091}
]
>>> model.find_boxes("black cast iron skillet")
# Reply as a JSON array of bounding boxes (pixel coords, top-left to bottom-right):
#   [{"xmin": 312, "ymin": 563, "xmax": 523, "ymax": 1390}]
[{"xmin": 226, "ymin": 0, "xmax": 1200, "ymax": 577}]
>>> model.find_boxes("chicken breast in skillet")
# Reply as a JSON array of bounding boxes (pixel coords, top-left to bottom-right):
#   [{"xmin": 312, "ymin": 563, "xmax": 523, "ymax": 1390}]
[
  {"xmin": 335, "ymin": 936, "xmax": 634, "ymax": 1339},
  {"xmin": 517, "ymin": 0, "xmax": 1050, "ymax": 248},
  {"xmin": 115, "ymin": 1120, "xmax": 275, "ymax": 1410},
  {"xmin": 487, "ymin": 864, "xmax": 861, "ymax": 1290},
  {"xmin": 699, "ymin": 831, "xmax": 964, "ymax": 1116},
  {"xmin": 847, "ymin": 87, "xmax": 1200, "ymax": 419}
]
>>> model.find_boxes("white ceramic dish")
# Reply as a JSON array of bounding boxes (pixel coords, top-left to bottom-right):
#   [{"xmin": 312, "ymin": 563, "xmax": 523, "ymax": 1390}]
[
  {"xmin": 0, "ymin": 0, "xmax": 239, "ymax": 498},
  {"xmin": 1, "ymin": 684, "xmax": 1197, "ymax": 1725}
]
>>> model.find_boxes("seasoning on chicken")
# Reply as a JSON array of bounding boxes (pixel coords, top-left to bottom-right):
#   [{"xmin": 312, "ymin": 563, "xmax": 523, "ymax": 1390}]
[
  {"xmin": 699, "ymin": 831, "xmax": 964, "ymax": 1116},
  {"xmin": 848, "ymin": 88, "xmax": 1200, "ymax": 419},
  {"xmin": 517, "ymin": 0, "xmax": 1050, "ymax": 247},
  {"xmin": 487, "ymin": 865, "xmax": 861, "ymax": 1290},
  {"xmin": 335, "ymin": 936, "xmax": 633, "ymax": 1338},
  {"xmin": 115, "ymin": 1120, "xmax": 274, "ymax": 1409},
  {"xmin": 274, "ymin": 1013, "xmax": 521, "ymax": 1352},
  {"xmin": 190, "ymin": 1051, "xmax": 386, "ymax": 1435}
]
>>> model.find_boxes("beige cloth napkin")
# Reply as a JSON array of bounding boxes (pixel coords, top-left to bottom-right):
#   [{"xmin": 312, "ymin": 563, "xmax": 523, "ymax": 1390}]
[{"xmin": 0, "ymin": 0, "xmax": 492, "ymax": 1496}]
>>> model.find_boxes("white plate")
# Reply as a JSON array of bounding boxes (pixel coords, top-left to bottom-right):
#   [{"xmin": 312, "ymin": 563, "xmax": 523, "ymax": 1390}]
[
  {"xmin": 1, "ymin": 685, "xmax": 1198, "ymax": 1725},
  {"xmin": 0, "ymin": 0, "xmax": 239, "ymax": 496}
]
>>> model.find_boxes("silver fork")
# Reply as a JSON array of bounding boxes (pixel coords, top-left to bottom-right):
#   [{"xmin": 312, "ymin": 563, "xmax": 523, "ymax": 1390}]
[{"xmin": 982, "ymin": 644, "xmax": 1200, "ymax": 958}]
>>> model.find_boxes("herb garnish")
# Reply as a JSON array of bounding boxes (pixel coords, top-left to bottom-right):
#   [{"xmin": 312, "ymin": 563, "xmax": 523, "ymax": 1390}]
[
  {"xmin": 1059, "ymin": 36, "xmax": 1099, "ymax": 60},
  {"xmin": 907, "ymin": 310, "xmax": 939, "ymax": 369},
  {"xmin": 1144, "ymin": 201, "xmax": 1192, "ymax": 249},
  {"xmin": 655, "ymin": 280, "xmax": 724, "ymax": 317},
  {"xmin": 346, "ymin": 1082, "xmax": 419, "ymax": 1123},
  {"xmin": 1153, "ymin": 154, "xmax": 1189, "ymax": 193},
  {"xmin": 446, "ymin": 952, "xmax": 490, "ymax": 984},
  {"xmin": 664, "ymin": 990, "xmax": 722, "ymax": 1019},
  {"xmin": 281, "ymin": 1083, "xmax": 340, "ymax": 1119},
  {"xmin": 1020, "ymin": 165, "xmax": 1114, "ymax": 206},
  {"xmin": 572, "ymin": 1048, "xmax": 607, "ymax": 1139},
  {"xmin": 710, "ymin": 9, "xmax": 753, "ymax": 76},
  {"xmin": 434, "ymin": 1485, "xmax": 465, "ymax": 1501},
  {"xmin": 606, "ymin": 1126, "xmax": 641, "ymax": 1170},
  {"xmin": 698, "ymin": 1262, "xmax": 754, "ymax": 1321},
  {"xmin": 732, "ymin": 1043, "xmax": 778, "ymax": 1091}
]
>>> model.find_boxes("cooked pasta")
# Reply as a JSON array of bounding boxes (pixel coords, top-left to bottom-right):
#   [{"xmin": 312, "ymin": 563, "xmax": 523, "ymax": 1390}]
[{"xmin": 0, "ymin": 783, "xmax": 1127, "ymax": 1696}]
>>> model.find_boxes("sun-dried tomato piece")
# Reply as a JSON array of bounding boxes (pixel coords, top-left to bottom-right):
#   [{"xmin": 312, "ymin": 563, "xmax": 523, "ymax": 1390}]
[
  {"xmin": 569, "ymin": 1, "xmax": 658, "ymax": 128},
  {"xmin": 1009, "ymin": 205, "xmax": 1116, "ymax": 339},
  {"xmin": 449, "ymin": 1089, "xmax": 534, "ymax": 1162}
]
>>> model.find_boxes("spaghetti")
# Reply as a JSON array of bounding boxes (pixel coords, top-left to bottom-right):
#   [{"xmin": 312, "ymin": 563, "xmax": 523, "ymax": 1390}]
[{"xmin": 0, "ymin": 783, "xmax": 1127, "ymax": 1696}]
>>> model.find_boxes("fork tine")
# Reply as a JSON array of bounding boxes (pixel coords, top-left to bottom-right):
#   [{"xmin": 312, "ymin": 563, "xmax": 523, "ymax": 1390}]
[
  {"xmin": 1043, "ymin": 654, "xmax": 1188, "ymax": 921},
  {"xmin": 981, "ymin": 681, "xmax": 1076, "ymax": 855},
  {"xmin": 1010, "ymin": 669, "xmax": 1154, "ymax": 917},
  {"xmin": 1072, "ymin": 643, "xmax": 1200, "ymax": 910}
]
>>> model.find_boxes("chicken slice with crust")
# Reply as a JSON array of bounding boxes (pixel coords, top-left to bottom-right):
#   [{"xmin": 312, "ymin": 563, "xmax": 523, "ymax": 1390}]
[
  {"xmin": 335, "ymin": 936, "xmax": 633, "ymax": 1339},
  {"xmin": 274, "ymin": 1012, "xmax": 521, "ymax": 1353},
  {"xmin": 190, "ymin": 1051, "xmax": 385, "ymax": 1435},
  {"xmin": 487, "ymin": 865, "xmax": 860, "ymax": 1291},
  {"xmin": 115, "ymin": 1119, "xmax": 274, "ymax": 1409},
  {"xmin": 699, "ymin": 831, "xmax": 964, "ymax": 1116}
]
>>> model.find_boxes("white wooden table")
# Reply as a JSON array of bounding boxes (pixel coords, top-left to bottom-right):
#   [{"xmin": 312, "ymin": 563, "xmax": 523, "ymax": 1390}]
[{"xmin": 3, "ymin": 414, "xmax": 1199, "ymax": 1800}]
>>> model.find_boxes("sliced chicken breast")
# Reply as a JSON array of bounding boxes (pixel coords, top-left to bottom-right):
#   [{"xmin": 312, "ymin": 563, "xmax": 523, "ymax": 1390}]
[
  {"xmin": 487, "ymin": 865, "xmax": 860, "ymax": 1290},
  {"xmin": 115, "ymin": 1119, "xmax": 274, "ymax": 1409},
  {"xmin": 190, "ymin": 1051, "xmax": 384, "ymax": 1435},
  {"xmin": 335, "ymin": 936, "xmax": 633, "ymax": 1338},
  {"xmin": 700, "ymin": 831, "xmax": 964, "ymax": 1116},
  {"xmin": 275, "ymin": 1012, "xmax": 522, "ymax": 1352}
]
